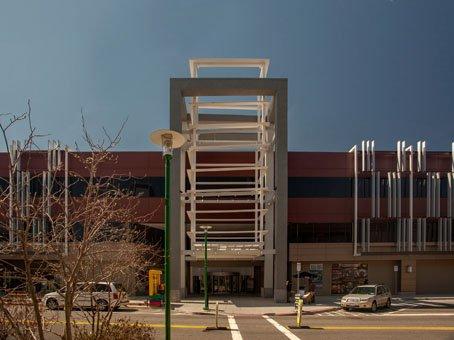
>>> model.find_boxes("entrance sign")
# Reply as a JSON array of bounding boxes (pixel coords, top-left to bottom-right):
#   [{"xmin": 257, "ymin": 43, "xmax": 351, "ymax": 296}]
[{"xmin": 296, "ymin": 262, "xmax": 301, "ymax": 272}]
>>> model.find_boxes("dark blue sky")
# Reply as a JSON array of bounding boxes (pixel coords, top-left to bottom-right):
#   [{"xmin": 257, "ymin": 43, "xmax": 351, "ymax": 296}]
[{"xmin": 1, "ymin": 0, "xmax": 453, "ymax": 151}]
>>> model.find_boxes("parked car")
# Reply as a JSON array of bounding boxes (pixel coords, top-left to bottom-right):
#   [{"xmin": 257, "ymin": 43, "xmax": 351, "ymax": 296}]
[
  {"xmin": 42, "ymin": 282, "xmax": 129, "ymax": 311},
  {"xmin": 340, "ymin": 284, "xmax": 391, "ymax": 312}
]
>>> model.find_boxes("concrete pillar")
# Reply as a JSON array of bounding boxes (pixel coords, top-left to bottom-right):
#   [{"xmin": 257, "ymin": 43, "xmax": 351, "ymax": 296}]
[
  {"xmin": 262, "ymin": 132, "xmax": 275, "ymax": 298},
  {"xmin": 273, "ymin": 83, "xmax": 288, "ymax": 303}
]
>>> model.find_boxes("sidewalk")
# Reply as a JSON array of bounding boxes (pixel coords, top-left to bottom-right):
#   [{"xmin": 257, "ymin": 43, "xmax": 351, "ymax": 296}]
[
  {"xmin": 128, "ymin": 295, "xmax": 341, "ymax": 316},
  {"xmin": 127, "ymin": 294, "xmax": 454, "ymax": 316}
]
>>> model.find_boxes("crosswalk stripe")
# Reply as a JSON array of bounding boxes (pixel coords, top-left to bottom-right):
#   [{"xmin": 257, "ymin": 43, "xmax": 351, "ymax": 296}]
[
  {"xmin": 262, "ymin": 315, "xmax": 300, "ymax": 340},
  {"xmin": 228, "ymin": 315, "xmax": 243, "ymax": 340}
]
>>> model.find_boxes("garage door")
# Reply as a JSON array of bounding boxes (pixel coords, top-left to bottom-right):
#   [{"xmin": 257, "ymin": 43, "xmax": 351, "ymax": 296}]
[{"xmin": 416, "ymin": 260, "xmax": 454, "ymax": 294}]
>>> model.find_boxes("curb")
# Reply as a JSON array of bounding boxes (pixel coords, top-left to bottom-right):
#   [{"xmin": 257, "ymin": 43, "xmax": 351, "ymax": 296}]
[
  {"xmin": 126, "ymin": 302, "xmax": 342, "ymax": 317},
  {"xmin": 153, "ymin": 306, "xmax": 342, "ymax": 317}
]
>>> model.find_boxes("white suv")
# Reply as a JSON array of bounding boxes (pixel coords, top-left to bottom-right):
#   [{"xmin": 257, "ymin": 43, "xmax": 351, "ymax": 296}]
[
  {"xmin": 43, "ymin": 282, "xmax": 129, "ymax": 311},
  {"xmin": 340, "ymin": 284, "xmax": 391, "ymax": 312}
]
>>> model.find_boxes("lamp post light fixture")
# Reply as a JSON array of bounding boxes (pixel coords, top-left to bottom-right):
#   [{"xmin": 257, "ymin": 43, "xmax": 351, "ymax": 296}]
[
  {"xmin": 200, "ymin": 225, "xmax": 212, "ymax": 311},
  {"xmin": 149, "ymin": 129, "xmax": 185, "ymax": 340}
]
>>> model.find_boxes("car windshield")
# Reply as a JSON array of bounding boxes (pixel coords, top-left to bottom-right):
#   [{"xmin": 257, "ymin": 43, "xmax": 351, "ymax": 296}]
[{"xmin": 350, "ymin": 286, "xmax": 375, "ymax": 295}]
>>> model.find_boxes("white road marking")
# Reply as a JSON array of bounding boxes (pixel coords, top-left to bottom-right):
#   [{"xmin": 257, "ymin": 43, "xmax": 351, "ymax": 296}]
[
  {"xmin": 263, "ymin": 315, "xmax": 300, "ymax": 340},
  {"xmin": 227, "ymin": 315, "xmax": 243, "ymax": 340}
]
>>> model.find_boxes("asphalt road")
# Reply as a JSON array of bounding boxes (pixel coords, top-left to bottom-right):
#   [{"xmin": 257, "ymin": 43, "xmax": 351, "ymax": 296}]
[{"xmin": 43, "ymin": 307, "xmax": 454, "ymax": 340}]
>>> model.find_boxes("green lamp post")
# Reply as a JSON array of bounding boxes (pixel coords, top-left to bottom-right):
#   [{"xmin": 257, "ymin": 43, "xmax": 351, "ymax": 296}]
[
  {"xmin": 200, "ymin": 225, "xmax": 212, "ymax": 311},
  {"xmin": 149, "ymin": 129, "xmax": 185, "ymax": 340}
]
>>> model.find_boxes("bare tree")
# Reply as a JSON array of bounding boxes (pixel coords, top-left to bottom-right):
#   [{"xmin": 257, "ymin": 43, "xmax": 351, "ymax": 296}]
[{"xmin": 0, "ymin": 102, "xmax": 161, "ymax": 340}]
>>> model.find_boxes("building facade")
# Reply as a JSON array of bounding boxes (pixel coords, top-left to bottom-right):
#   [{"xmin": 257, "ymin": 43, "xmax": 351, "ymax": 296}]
[
  {"xmin": 1, "ymin": 147, "xmax": 453, "ymax": 297},
  {"xmin": 1, "ymin": 59, "xmax": 453, "ymax": 300}
]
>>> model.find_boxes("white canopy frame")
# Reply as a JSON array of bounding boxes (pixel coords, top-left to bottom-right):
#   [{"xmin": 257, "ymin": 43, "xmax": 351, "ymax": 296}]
[{"xmin": 181, "ymin": 58, "xmax": 275, "ymax": 260}]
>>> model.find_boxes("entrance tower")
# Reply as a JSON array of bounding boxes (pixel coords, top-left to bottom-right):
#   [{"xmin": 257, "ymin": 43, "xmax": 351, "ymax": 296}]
[{"xmin": 169, "ymin": 59, "xmax": 288, "ymax": 302}]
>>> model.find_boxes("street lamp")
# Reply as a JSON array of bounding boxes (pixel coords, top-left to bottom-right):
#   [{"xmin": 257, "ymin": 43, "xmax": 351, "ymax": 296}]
[
  {"xmin": 149, "ymin": 129, "xmax": 185, "ymax": 340},
  {"xmin": 200, "ymin": 225, "xmax": 212, "ymax": 311}
]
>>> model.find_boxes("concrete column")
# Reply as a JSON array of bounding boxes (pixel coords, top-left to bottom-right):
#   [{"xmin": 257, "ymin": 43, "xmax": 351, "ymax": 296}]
[
  {"xmin": 262, "ymin": 130, "xmax": 275, "ymax": 298},
  {"xmin": 273, "ymin": 82, "xmax": 288, "ymax": 303}
]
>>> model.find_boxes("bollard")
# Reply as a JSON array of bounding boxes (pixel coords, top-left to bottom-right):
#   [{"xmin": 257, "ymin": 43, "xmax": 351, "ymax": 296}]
[
  {"xmin": 205, "ymin": 301, "xmax": 227, "ymax": 331},
  {"xmin": 296, "ymin": 298, "xmax": 303, "ymax": 328},
  {"xmin": 215, "ymin": 302, "xmax": 219, "ymax": 329}
]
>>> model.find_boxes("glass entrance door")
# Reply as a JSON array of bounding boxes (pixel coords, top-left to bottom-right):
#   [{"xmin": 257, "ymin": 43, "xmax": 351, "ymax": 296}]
[{"xmin": 209, "ymin": 272, "xmax": 240, "ymax": 294}]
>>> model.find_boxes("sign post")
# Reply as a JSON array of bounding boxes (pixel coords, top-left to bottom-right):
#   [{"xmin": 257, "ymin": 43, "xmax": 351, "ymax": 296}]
[
  {"xmin": 296, "ymin": 262, "xmax": 301, "ymax": 295},
  {"xmin": 393, "ymin": 265, "xmax": 399, "ymax": 295}
]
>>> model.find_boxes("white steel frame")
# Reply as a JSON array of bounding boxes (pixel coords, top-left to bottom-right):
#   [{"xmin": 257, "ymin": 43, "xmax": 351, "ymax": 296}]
[{"xmin": 183, "ymin": 58, "xmax": 275, "ymax": 259}]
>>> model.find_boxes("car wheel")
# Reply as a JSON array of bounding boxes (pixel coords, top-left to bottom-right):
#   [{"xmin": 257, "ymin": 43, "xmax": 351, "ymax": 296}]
[
  {"xmin": 96, "ymin": 299, "xmax": 109, "ymax": 312},
  {"xmin": 386, "ymin": 298, "xmax": 391, "ymax": 309},
  {"xmin": 46, "ymin": 298, "xmax": 59, "ymax": 310},
  {"xmin": 371, "ymin": 301, "xmax": 377, "ymax": 313}
]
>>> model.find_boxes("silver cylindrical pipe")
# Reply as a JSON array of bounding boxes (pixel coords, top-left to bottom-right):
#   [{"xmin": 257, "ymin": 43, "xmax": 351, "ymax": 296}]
[
  {"xmin": 417, "ymin": 218, "xmax": 422, "ymax": 251},
  {"xmin": 376, "ymin": 171, "xmax": 380, "ymax": 218},
  {"xmin": 436, "ymin": 173, "xmax": 441, "ymax": 218},
  {"xmin": 408, "ymin": 217, "xmax": 413, "ymax": 252},
  {"xmin": 432, "ymin": 174, "xmax": 436, "ymax": 217},
  {"xmin": 417, "ymin": 141, "xmax": 422, "ymax": 172},
  {"xmin": 361, "ymin": 218, "xmax": 366, "ymax": 252},
  {"xmin": 42, "ymin": 171, "xmax": 47, "ymax": 244},
  {"xmin": 422, "ymin": 141, "xmax": 427, "ymax": 171},
  {"xmin": 371, "ymin": 171, "xmax": 375, "ymax": 218},
  {"xmin": 422, "ymin": 218, "xmax": 427, "ymax": 251},
  {"xmin": 361, "ymin": 140, "xmax": 365, "ymax": 172},
  {"xmin": 57, "ymin": 141, "xmax": 62, "ymax": 168},
  {"xmin": 65, "ymin": 147, "xmax": 69, "ymax": 255},
  {"xmin": 371, "ymin": 140, "xmax": 375, "ymax": 171},
  {"xmin": 427, "ymin": 172, "xmax": 431, "ymax": 217},
  {"xmin": 393, "ymin": 172, "xmax": 397, "ymax": 217},
  {"xmin": 448, "ymin": 173, "xmax": 453, "ymax": 219},
  {"xmin": 452, "ymin": 142, "xmax": 454, "ymax": 172},
  {"xmin": 52, "ymin": 140, "xmax": 57, "ymax": 171},
  {"xmin": 351, "ymin": 145, "xmax": 359, "ymax": 256},
  {"xmin": 397, "ymin": 172, "xmax": 401, "ymax": 217},
  {"xmin": 438, "ymin": 218, "xmax": 443, "ymax": 251},
  {"xmin": 449, "ymin": 218, "xmax": 452, "ymax": 251},
  {"xmin": 388, "ymin": 172, "xmax": 392, "ymax": 217},
  {"xmin": 402, "ymin": 141, "xmax": 406, "ymax": 172}
]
